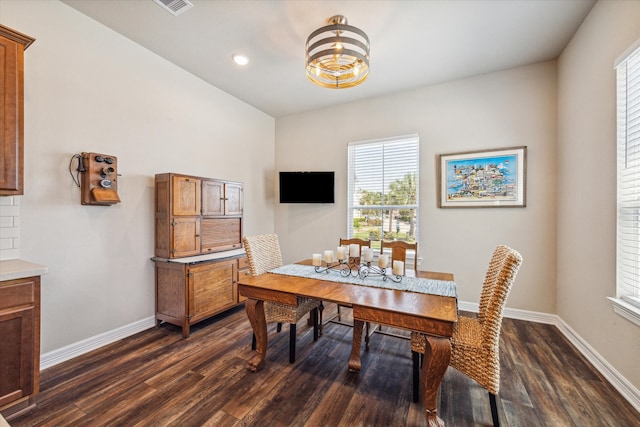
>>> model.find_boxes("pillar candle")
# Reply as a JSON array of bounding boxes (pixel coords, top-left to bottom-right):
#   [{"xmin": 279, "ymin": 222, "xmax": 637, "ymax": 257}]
[
  {"xmin": 337, "ymin": 246, "xmax": 347, "ymax": 261},
  {"xmin": 392, "ymin": 260, "xmax": 404, "ymax": 276},
  {"xmin": 312, "ymin": 253, "xmax": 322, "ymax": 266},
  {"xmin": 349, "ymin": 244, "xmax": 360, "ymax": 258},
  {"xmin": 378, "ymin": 254, "xmax": 389, "ymax": 268},
  {"xmin": 324, "ymin": 250, "xmax": 334, "ymax": 263},
  {"xmin": 362, "ymin": 248, "xmax": 373, "ymax": 262}
]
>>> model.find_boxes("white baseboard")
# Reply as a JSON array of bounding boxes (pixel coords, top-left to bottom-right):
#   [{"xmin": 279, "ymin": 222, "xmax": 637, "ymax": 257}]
[
  {"xmin": 554, "ymin": 316, "xmax": 640, "ymax": 414},
  {"xmin": 40, "ymin": 316, "xmax": 156, "ymax": 370},
  {"xmin": 39, "ymin": 305, "xmax": 640, "ymax": 415},
  {"xmin": 458, "ymin": 301, "xmax": 640, "ymax": 414}
]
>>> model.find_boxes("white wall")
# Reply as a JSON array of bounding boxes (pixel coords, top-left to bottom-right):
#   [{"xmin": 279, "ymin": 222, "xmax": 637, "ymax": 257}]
[
  {"xmin": 0, "ymin": 0, "xmax": 275, "ymax": 353},
  {"xmin": 276, "ymin": 61, "xmax": 558, "ymax": 314},
  {"xmin": 557, "ymin": 0, "xmax": 640, "ymax": 390}
]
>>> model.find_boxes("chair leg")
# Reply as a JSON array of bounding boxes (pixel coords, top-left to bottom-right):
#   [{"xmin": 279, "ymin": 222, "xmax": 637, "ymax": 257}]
[
  {"xmin": 365, "ymin": 322, "xmax": 371, "ymax": 349},
  {"xmin": 289, "ymin": 323, "xmax": 296, "ymax": 363},
  {"xmin": 337, "ymin": 304, "xmax": 342, "ymax": 321},
  {"xmin": 312, "ymin": 308, "xmax": 319, "ymax": 341},
  {"xmin": 251, "ymin": 333, "xmax": 256, "ymax": 350},
  {"xmin": 412, "ymin": 350, "xmax": 420, "ymax": 403},
  {"xmin": 489, "ymin": 392, "xmax": 500, "ymax": 427}
]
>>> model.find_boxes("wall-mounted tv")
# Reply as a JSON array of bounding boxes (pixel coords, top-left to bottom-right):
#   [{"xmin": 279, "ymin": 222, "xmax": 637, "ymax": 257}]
[{"xmin": 279, "ymin": 171, "xmax": 335, "ymax": 204}]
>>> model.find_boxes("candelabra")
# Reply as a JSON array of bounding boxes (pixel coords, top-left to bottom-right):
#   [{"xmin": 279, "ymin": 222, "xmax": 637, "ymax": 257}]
[
  {"xmin": 314, "ymin": 258, "xmax": 356, "ymax": 277},
  {"xmin": 357, "ymin": 261, "xmax": 402, "ymax": 283}
]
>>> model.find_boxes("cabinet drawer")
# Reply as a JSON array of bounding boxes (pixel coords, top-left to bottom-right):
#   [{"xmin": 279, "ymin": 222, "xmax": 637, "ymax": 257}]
[
  {"xmin": 0, "ymin": 278, "xmax": 35, "ymax": 309},
  {"xmin": 238, "ymin": 256, "xmax": 249, "ymax": 271}
]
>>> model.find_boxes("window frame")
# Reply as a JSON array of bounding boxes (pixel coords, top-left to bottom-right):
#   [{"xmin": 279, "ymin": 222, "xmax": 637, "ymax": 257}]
[
  {"xmin": 347, "ymin": 134, "xmax": 420, "ymax": 256},
  {"xmin": 613, "ymin": 39, "xmax": 640, "ymax": 327}
]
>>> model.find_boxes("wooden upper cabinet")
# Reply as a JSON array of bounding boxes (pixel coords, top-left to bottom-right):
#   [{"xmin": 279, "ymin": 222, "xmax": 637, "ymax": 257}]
[
  {"xmin": 202, "ymin": 180, "xmax": 224, "ymax": 216},
  {"xmin": 224, "ymin": 182, "xmax": 243, "ymax": 215},
  {"xmin": 171, "ymin": 216, "xmax": 201, "ymax": 258},
  {"xmin": 172, "ymin": 176, "xmax": 201, "ymax": 216},
  {"xmin": 0, "ymin": 25, "xmax": 35, "ymax": 196},
  {"xmin": 155, "ymin": 173, "xmax": 243, "ymax": 258},
  {"xmin": 202, "ymin": 179, "xmax": 243, "ymax": 216}
]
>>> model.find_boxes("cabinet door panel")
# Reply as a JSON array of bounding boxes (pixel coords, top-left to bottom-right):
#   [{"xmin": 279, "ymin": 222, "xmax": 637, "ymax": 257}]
[
  {"xmin": 172, "ymin": 217, "xmax": 200, "ymax": 257},
  {"xmin": 201, "ymin": 218, "xmax": 242, "ymax": 252},
  {"xmin": 172, "ymin": 176, "xmax": 201, "ymax": 215},
  {"xmin": 202, "ymin": 180, "xmax": 224, "ymax": 216},
  {"xmin": 0, "ymin": 306, "xmax": 34, "ymax": 407},
  {"xmin": 0, "ymin": 35, "xmax": 22, "ymax": 195},
  {"xmin": 188, "ymin": 260, "xmax": 237, "ymax": 323},
  {"xmin": 224, "ymin": 182, "xmax": 243, "ymax": 215},
  {"xmin": 155, "ymin": 263, "xmax": 187, "ymax": 320}
]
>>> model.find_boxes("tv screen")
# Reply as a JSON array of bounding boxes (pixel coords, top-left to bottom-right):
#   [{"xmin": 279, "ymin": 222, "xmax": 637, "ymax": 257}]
[{"xmin": 279, "ymin": 171, "xmax": 335, "ymax": 204}]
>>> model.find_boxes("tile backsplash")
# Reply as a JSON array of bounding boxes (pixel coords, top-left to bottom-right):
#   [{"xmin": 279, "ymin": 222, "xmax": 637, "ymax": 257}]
[{"xmin": 0, "ymin": 196, "xmax": 20, "ymax": 260}]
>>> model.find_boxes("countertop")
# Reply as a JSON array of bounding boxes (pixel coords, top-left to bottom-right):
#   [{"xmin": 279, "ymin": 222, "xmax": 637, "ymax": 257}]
[
  {"xmin": 152, "ymin": 248, "xmax": 246, "ymax": 264},
  {"xmin": 0, "ymin": 259, "xmax": 49, "ymax": 282}
]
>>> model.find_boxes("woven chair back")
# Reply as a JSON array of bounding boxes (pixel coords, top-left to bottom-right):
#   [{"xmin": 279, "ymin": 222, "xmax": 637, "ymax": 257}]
[
  {"xmin": 478, "ymin": 245, "xmax": 522, "ymax": 356},
  {"xmin": 243, "ymin": 234, "xmax": 283, "ymax": 276},
  {"xmin": 477, "ymin": 245, "xmax": 510, "ymax": 325}
]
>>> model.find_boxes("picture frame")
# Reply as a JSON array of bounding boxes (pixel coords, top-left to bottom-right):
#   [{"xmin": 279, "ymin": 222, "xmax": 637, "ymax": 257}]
[{"xmin": 438, "ymin": 146, "xmax": 527, "ymax": 208}]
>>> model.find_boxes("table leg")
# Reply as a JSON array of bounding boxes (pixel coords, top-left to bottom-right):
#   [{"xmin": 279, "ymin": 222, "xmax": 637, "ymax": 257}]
[
  {"xmin": 421, "ymin": 335, "xmax": 451, "ymax": 427},
  {"xmin": 245, "ymin": 298, "xmax": 267, "ymax": 372},
  {"xmin": 348, "ymin": 319, "xmax": 364, "ymax": 372}
]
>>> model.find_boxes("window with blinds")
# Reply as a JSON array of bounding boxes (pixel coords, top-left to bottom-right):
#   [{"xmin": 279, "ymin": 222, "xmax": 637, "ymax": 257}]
[
  {"xmin": 347, "ymin": 135, "xmax": 419, "ymax": 252},
  {"xmin": 616, "ymin": 43, "xmax": 640, "ymax": 310}
]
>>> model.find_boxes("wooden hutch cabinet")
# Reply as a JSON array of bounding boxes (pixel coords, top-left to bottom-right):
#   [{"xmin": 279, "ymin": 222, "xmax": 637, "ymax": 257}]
[
  {"xmin": 0, "ymin": 25, "xmax": 35, "ymax": 196},
  {"xmin": 0, "ymin": 275, "xmax": 40, "ymax": 418},
  {"xmin": 155, "ymin": 173, "xmax": 243, "ymax": 259},
  {"xmin": 153, "ymin": 173, "xmax": 248, "ymax": 337}
]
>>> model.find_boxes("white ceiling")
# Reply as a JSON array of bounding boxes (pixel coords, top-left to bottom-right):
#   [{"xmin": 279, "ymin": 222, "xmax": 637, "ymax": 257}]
[{"xmin": 61, "ymin": 0, "xmax": 595, "ymax": 118}]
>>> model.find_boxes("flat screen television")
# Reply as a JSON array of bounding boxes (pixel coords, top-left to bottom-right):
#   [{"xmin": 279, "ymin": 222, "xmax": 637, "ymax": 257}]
[{"xmin": 279, "ymin": 171, "xmax": 335, "ymax": 204}]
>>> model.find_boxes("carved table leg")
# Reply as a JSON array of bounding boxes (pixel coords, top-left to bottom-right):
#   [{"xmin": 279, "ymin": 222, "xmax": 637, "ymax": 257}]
[
  {"xmin": 421, "ymin": 335, "xmax": 451, "ymax": 427},
  {"xmin": 348, "ymin": 319, "xmax": 364, "ymax": 372},
  {"xmin": 245, "ymin": 298, "xmax": 267, "ymax": 372}
]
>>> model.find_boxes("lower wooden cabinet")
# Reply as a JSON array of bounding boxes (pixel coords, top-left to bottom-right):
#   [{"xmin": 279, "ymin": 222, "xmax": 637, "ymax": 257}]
[
  {"xmin": 0, "ymin": 276, "xmax": 40, "ymax": 418},
  {"xmin": 155, "ymin": 254, "xmax": 249, "ymax": 337}
]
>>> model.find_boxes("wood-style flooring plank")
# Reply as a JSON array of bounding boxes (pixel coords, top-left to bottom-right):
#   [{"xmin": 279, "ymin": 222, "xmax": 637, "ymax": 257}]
[{"xmin": 5, "ymin": 307, "xmax": 639, "ymax": 427}]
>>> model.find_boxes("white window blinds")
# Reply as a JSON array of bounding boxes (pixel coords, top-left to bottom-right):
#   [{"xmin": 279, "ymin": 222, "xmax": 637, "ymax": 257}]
[
  {"xmin": 616, "ymin": 44, "xmax": 640, "ymax": 308},
  {"xmin": 347, "ymin": 135, "xmax": 419, "ymax": 245}
]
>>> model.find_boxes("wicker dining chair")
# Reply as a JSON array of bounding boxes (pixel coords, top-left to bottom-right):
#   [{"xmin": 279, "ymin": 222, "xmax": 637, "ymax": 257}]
[
  {"xmin": 410, "ymin": 245, "xmax": 522, "ymax": 427},
  {"xmin": 243, "ymin": 234, "xmax": 321, "ymax": 363}
]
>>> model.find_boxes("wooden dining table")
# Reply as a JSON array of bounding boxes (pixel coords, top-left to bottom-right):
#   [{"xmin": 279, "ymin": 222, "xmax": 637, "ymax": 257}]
[{"xmin": 238, "ymin": 260, "xmax": 457, "ymax": 427}]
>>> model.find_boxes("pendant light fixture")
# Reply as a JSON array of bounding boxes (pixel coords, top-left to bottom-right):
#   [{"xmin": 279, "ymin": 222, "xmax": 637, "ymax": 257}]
[{"xmin": 305, "ymin": 15, "xmax": 370, "ymax": 89}]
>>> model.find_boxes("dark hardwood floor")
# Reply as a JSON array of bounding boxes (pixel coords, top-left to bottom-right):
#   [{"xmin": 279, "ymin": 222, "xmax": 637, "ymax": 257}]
[{"xmin": 7, "ymin": 306, "xmax": 640, "ymax": 427}]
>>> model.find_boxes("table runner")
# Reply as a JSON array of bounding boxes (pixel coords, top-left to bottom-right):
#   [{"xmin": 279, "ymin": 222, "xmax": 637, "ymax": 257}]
[{"xmin": 269, "ymin": 264, "xmax": 457, "ymax": 298}]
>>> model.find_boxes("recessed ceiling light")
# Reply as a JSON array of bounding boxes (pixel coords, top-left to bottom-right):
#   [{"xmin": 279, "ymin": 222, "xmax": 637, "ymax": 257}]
[{"xmin": 232, "ymin": 54, "xmax": 249, "ymax": 66}]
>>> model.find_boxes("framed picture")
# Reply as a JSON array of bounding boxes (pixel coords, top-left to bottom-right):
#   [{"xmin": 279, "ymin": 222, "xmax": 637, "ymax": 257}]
[{"xmin": 438, "ymin": 146, "xmax": 526, "ymax": 208}]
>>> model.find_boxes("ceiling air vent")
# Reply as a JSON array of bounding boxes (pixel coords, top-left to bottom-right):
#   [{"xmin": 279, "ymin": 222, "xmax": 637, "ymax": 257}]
[{"xmin": 153, "ymin": 0, "xmax": 194, "ymax": 16}]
